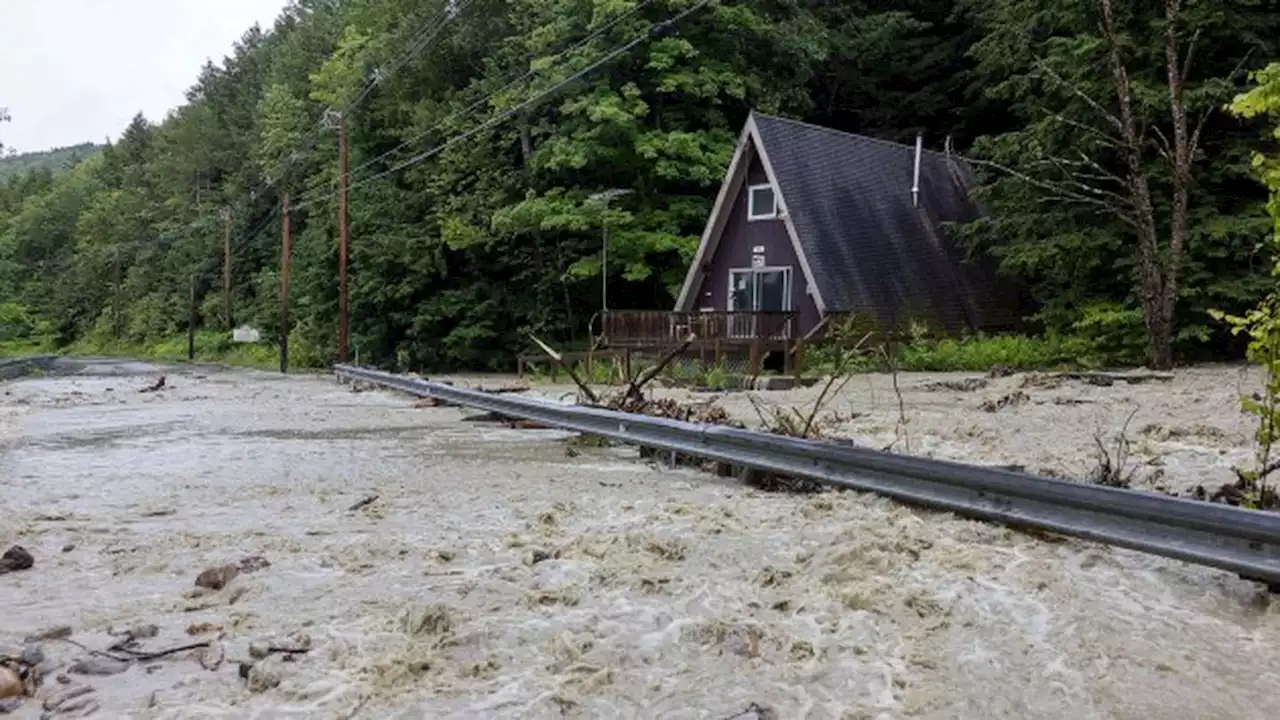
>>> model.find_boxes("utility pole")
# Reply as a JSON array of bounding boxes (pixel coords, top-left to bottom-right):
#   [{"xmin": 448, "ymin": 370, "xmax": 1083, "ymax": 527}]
[
  {"xmin": 280, "ymin": 194, "xmax": 292, "ymax": 374},
  {"xmin": 587, "ymin": 188, "xmax": 633, "ymax": 316},
  {"xmin": 337, "ymin": 112, "xmax": 350, "ymax": 363},
  {"xmin": 112, "ymin": 245, "xmax": 122, "ymax": 340},
  {"xmin": 321, "ymin": 107, "xmax": 352, "ymax": 362},
  {"xmin": 187, "ymin": 275, "xmax": 196, "ymax": 361},
  {"xmin": 223, "ymin": 207, "xmax": 233, "ymax": 330}
]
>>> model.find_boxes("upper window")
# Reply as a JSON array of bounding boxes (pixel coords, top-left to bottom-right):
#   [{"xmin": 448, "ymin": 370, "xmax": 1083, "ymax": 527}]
[{"xmin": 747, "ymin": 183, "xmax": 777, "ymax": 221}]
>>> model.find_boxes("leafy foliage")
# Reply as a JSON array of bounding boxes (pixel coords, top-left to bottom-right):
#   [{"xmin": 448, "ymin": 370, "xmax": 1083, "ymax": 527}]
[
  {"xmin": 0, "ymin": 143, "xmax": 102, "ymax": 182},
  {"xmin": 0, "ymin": 0, "xmax": 1277, "ymax": 373},
  {"xmin": 959, "ymin": 0, "xmax": 1280, "ymax": 364},
  {"xmin": 1211, "ymin": 63, "xmax": 1280, "ymax": 509}
]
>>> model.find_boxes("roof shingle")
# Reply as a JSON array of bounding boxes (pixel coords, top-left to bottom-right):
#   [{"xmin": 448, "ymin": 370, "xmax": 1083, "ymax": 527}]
[{"xmin": 752, "ymin": 113, "xmax": 1017, "ymax": 332}]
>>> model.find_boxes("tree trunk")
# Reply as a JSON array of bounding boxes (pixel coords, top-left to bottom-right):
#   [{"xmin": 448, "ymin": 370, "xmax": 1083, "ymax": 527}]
[
  {"xmin": 1161, "ymin": 0, "xmax": 1193, "ymax": 371},
  {"xmin": 1100, "ymin": 0, "xmax": 1176, "ymax": 369}
]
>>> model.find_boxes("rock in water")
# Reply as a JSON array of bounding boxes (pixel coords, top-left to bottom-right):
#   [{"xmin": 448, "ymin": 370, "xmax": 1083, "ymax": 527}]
[
  {"xmin": 23, "ymin": 626, "xmax": 71, "ymax": 643},
  {"xmin": 237, "ymin": 555, "xmax": 270, "ymax": 573},
  {"xmin": 246, "ymin": 658, "xmax": 282, "ymax": 693},
  {"xmin": 18, "ymin": 646, "xmax": 43, "ymax": 667},
  {"xmin": 723, "ymin": 704, "xmax": 778, "ymax": 720},
  {"xmin": 0, "ymin": 668, "xmax": 22, "ymax": 699},
  {"xmin": 0, "ymin": 546, "xmax": 33, "ymax": 575},
  {"xmin": 195, "ymin": 555, "xmax": 268, "ymax": 590},
  {"xmin": 42, "ymin": 685, "xmax": 93, "ymax": 712},
  {"xmin": 194, "ymin": 564, "xmax": 240, "ymax": 590},
  {"xmin": 68, "ymin": 657, "xmax": 129, "ymax": 676}
]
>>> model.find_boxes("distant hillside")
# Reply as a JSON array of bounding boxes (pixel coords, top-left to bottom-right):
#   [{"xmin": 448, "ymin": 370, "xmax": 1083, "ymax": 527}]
[{"xmin": 0, "ymin": 142, "xmax": 102, "ymax": 181}]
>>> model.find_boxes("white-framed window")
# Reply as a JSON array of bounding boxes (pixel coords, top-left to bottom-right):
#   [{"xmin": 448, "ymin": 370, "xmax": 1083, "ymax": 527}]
[{"xmin": 747, "ymin": 183, "xmax": 777, "ymax": 221}]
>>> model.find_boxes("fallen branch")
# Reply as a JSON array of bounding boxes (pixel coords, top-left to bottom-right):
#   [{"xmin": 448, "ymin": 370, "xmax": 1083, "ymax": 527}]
[
  {"xmin": 347, "ymin": 495, "xmax": 378, "ymax": 512},
  {"xmin": 475, "ymin": 384, "xmax": 529, "ymax": 394},
  {"xmin": 622, "ymin": 333, "xmax": 697, "ymax": 404},
  {"xmin": 528, "ymin": 334, "xmax": 599, "ymax": 404},
  {"xmin": 1053, "ymin": 371, "xmax": 1173, "ymax": 387},
  {"xmin": 52, "ymin": 636, "xmax": 212, "ymax": 664},
  {"xmin": 882, "ymin": 346, "xmax": 909, "ymax": 452},
  {"xmin": 105, "ymin": 640, "xmax": 212, "ymax": 662},
  {"xmin": 801, "ymin": 331, "xmax": 871, "ymax": 437}
]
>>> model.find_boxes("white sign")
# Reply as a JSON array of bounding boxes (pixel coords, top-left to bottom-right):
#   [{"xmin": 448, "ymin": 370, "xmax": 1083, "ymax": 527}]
[
  {"xmin": 752, "ymin": 245, "xmax": 765, "ymax": 253},
  {"xmin": 232, "ymin": 325, "xmax": 262, "ymax": 343},
  {"xmin": 751, "ymin": 254, "xmax": 766, "ymax": 268}
]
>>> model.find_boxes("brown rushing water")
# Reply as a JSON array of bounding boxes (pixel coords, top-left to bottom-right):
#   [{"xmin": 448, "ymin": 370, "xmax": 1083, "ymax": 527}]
[{"xmin": 2, "ymin": 360, "xmax": 1279, "ymax": 719}]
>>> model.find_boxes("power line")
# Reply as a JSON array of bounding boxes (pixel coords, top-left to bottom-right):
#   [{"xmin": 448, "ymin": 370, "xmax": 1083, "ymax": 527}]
[
  {"xmin": 265, "ymin": 0, "xmax": 474, "ymax": 191},
  {"xmin": 296, "ymin": 0, "xmax": 711, "ymax": 210},
  {"xmin": 129, "ymin": 2, "xmax": 476, "ymax": 303},
  {"xmin": 343, "ymin": 0, "xmax": 472, "ymax": 113},
  {"xmin": 144, "ymin": 0, "xmax": 473, "ymax": 252},
  {"xmin": 233, "ymin": 205, "xmax": 283, "ymax": 254},
  {"xmin": 337, "ymin": 0, "xmax": 658, "ymax": 186}
]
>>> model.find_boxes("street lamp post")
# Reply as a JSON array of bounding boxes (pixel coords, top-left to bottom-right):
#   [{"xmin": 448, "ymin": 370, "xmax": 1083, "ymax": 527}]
[{"xmin": 587, "ymin": 188, "xmax": 632, "ymax": 314}]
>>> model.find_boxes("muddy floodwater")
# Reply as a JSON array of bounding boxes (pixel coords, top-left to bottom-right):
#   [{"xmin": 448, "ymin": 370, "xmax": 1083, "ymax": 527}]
[{"xmin": 2, "ymin": 360, "xmax": 1280, "ymax": 719}]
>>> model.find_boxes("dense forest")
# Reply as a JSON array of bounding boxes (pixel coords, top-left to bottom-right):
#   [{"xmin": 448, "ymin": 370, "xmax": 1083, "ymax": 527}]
[
  {"xmin": 0, "ymin": 143, "xmax": 103, "ymax": 182},
  {"xmin": 1, "ymin": 0, "xmax": 1279, "ymax": 371}
]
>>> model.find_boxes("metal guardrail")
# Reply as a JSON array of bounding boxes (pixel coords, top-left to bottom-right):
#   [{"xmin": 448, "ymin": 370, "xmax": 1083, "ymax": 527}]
[
  {"xmin": 334, "ymin": 364, "xmax": 1280, "ymax": 587},
  {"xmin": 0, "ymin": 355, "xmax": 57, "ymax": 381}
]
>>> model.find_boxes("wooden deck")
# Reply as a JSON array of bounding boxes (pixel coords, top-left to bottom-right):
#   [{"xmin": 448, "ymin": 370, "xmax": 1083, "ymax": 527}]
[
  {"xmin": 599, "ymin": 310, "xmax": 803, "ymax": 374},
  {"xmin": 602, "ymin": 310, "xmax": 795, "ymax": 347}
]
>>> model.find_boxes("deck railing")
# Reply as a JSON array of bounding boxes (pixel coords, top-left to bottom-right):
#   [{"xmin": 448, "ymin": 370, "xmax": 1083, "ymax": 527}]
[{"xmin": 601, "ymin": 310, "xmax": 795, "ymax": 348}]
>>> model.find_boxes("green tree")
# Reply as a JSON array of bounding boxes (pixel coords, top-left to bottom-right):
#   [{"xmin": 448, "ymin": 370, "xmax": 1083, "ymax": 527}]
[{"xmin": 963, "ymin": 0, "xmax": 1280, "ymax": 368}]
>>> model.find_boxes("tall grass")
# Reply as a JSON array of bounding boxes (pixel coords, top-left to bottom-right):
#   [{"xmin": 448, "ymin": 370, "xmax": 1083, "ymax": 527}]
[
  {"xmin": 66, "ymin": 331, "xmax": 287, "ymax": 370},
  {"xmin": 893, "ymin": 333, "xmax": 1095, "ymax": 372}
]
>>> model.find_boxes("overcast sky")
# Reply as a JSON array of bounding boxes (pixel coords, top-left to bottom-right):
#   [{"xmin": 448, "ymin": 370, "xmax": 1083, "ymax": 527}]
[{"xmin": 1, "ymin": 0, "xmax": 291, "ymax": 154}]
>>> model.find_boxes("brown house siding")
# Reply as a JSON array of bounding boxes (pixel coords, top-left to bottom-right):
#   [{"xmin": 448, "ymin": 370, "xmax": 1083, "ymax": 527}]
[{"xmin": 690, "ymin": 155, "xmax": 821, "ymax": 336}]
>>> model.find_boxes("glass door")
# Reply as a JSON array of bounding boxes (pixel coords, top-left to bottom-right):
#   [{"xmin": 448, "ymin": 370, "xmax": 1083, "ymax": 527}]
[
  {"xmin": 727, "ymin": 267, "xmax": 792, "ymax": 338},
  {"xmin": 728, "ymin": 270, "xmax": 754, "ymax": 338},
  {"xmin": 755, "ymin": 268, "xmax": 790, "ymax": 338}
]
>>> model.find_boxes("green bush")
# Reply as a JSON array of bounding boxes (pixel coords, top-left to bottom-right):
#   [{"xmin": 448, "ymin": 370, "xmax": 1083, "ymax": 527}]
[
  {"xmin": 0, "ymin": 302, "xmax": 34, "ymax": 341},
  {"xmin": 1066, "ymin": 302, "xmax": 1147, "ymax": 367},
  {"xmin": 801, "ymin": 310, "xmax": 1151, "ymax": 375},
  {"xmin": 65, "ymin": 329, "xmax": 283, "ymax": 370},
  {"xmin": 894, "ymin": 332, "xmax": 1092, "ymax": 372}
]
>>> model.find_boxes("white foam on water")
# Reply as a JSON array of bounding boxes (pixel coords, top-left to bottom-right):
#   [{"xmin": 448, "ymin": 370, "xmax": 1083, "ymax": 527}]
[{"xmin": 1, "ymin": 366, "xmax": 1278, "ymax": 719}]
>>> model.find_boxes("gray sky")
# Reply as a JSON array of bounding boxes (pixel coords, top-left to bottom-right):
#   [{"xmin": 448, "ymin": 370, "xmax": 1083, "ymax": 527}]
[{"xmin": 1, "ymin": 0, "xmax": 290, "ymax": 154}]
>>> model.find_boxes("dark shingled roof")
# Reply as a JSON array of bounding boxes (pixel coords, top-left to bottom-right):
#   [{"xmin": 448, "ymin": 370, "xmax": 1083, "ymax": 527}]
[{"xmin": 752, "ymin": 113, "xmax": 1018, "ymax": 332}]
